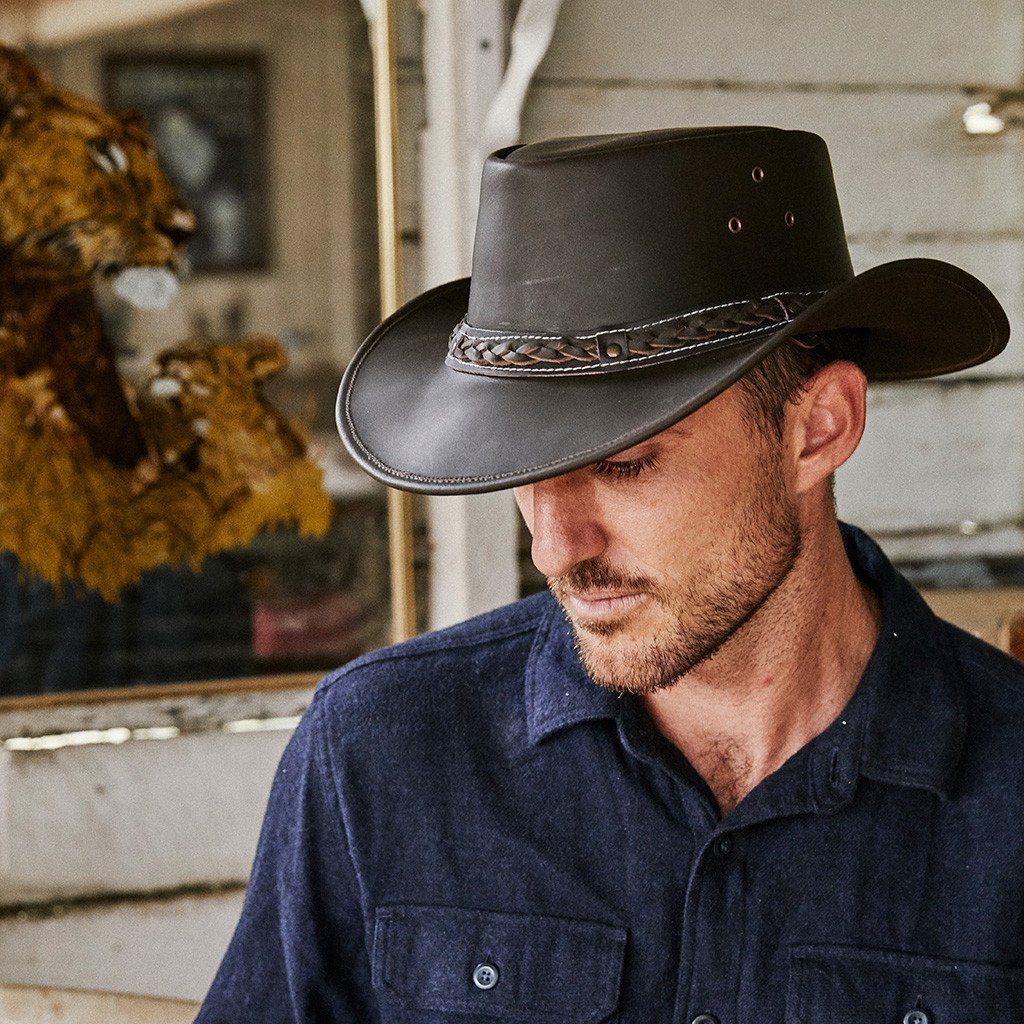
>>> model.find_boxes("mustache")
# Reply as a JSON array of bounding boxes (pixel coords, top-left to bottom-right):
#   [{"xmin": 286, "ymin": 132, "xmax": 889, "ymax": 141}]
[{"xmin": 548, "ymin": 558, "xmax": 654, "ymax": 597}]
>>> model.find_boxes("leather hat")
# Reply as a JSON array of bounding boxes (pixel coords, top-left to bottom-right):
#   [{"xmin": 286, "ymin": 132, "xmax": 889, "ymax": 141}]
[{"xmin": 337, "ymin": 125, "xmax": 1010, "ymax": 494}]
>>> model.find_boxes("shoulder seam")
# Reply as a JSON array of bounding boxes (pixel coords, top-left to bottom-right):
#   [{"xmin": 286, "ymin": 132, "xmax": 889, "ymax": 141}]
[
  {"xmin": 944, "ymin": 621, "xmax": 1024, "ymax": 694},
  {"xmin": 315, "ymin": 616, "xmax": 545, "ymax": 696}
]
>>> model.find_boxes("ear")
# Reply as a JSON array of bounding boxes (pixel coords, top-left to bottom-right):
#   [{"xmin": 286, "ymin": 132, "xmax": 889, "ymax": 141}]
[
  {"xmin": 786, "ymin": 360, "xmax": 867, "ymax": 495},
  {"xmin": 0, "ymin": 45, "xmax": 48, "ymax": 122},
  {"xmin": 245, "ymin": 336, "xmax": 287, "ymax": 381}
]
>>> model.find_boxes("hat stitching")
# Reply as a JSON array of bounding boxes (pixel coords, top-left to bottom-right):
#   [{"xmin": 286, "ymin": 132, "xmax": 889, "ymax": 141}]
[{"xmin": 343, "ymin": 270, "xmax": 1002, "ymax": 486}]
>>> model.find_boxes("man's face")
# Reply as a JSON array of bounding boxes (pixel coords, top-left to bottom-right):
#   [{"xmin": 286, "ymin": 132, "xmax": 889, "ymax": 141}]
[{"xmin": 513, "ymin": 383, "xmax": 803, "ymax": 694}]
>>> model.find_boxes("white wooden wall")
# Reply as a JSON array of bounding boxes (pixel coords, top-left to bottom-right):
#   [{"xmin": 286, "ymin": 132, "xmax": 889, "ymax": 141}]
[
  {"xmin": 0, "ymin": 685, "xmax": 314, "ymax": 999},
  {"xmin": 525, "ymin": 0, "xmax": 1024, "ymax": 560}
]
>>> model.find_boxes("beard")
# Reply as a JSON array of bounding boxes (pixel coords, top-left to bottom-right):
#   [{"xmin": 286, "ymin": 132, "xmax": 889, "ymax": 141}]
[{"xmin": 548, "ymin": 451, "xmax": 803, "ymax": 695}]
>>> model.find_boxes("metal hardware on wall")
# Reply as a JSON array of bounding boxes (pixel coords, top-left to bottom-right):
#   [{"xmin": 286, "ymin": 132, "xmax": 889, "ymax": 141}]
[
  {"xmin": 369, "ymin": 0, "xmax": 417, "ymax": 643},
  {"xmin": 962, "ymin": 92, "xmax": 1024, "ymax": 136}
]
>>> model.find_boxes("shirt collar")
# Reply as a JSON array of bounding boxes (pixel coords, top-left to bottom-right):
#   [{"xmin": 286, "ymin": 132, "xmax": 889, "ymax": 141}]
[
  {"xmin": 524, "ymin": 522, "xmax": 967, "ymax": 802},
  {"xmin": 841, "ymin": 522, "xmax": 967, "ymax": 800},
  {"xmin": 525, "ymin": 597, "xmax": 621, "ymax": 744}
]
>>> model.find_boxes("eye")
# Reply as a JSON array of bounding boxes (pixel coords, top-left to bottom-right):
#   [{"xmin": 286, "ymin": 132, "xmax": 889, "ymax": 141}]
[
  {"xmin": 88, "ymin": 137, "xmax": 129, "ymax": 174},
  {"xmin": 592, "ymin": 451, "xmax": 660, "ymax": 481}
]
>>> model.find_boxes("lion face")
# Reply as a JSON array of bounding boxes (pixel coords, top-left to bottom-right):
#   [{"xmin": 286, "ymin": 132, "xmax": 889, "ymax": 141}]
[
  {"xmin": 143, "ymin": 337, "xmax": 304, "ymax": 482},
  {"xmin": 0, "ymin": 46, "xmax": 196, "ymax": 285}
]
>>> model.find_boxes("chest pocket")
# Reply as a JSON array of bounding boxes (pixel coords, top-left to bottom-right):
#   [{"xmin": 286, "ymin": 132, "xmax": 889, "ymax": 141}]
[
  {"xmin": 787, "ymin": 944, "xmax": 1024, "ymax": 1023},
  {"xmin": 372, "ymin": 903, "xmax": 627, "ymax": 1022}
]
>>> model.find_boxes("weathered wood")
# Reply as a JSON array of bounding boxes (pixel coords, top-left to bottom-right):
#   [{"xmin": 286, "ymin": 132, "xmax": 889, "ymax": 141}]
[
  {"xmin": 1, "ymin": 729, "xmax": 289, "ymax": 903},
  {"xmin": 0, "ymin": 983, "xmax": 199, "ymax": 1024},
  {"xmin": 837, "ymin": 380, "xmax": 1024, "ymax": 543},
  {"xmin": 535, "ymin": 0, "xmax": 1024, "ymax": 87},
  {"xmin": 922, "ymin": 587, "xmax": 1024, "ymax": 657},
  {"xmin": 522, "ymin": 85, "xmax": 1024, "ymax": 237},
  {"xmin": 0, "ymin": 678, "xmax": 316, "ymax": 740},
  {"xmin": 0, "ymin": 889, "xmax": 242, "ymax": 1001}
]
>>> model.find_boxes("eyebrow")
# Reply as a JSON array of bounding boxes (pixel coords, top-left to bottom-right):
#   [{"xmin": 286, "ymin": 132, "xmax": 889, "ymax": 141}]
[
  {"xmin": 619, "ymin": 424, "xmax": 690, "ymax": 453},
  {"xmin": 664, "ymin": 421, "xmax": 693, "ymax": 439},
  {"xmin": 597, "ymin": 440, "xmax": 658, "ymax": 463}
]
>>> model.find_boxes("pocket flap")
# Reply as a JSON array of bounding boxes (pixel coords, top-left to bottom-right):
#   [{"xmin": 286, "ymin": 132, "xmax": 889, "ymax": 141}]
[
  {"xmin": 788, "ymin": 944, "xmax": 1024, "ymax": 1023},
  {"xmin": 372, "ymin": 904, "xmax": 627, "ymax": 1021}
]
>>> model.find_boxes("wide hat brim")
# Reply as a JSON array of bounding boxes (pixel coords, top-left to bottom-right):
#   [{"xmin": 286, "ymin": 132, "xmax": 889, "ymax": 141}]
[{"xmin": 337, "ymin": 257, "xmax": 1009, "ymax": 495}]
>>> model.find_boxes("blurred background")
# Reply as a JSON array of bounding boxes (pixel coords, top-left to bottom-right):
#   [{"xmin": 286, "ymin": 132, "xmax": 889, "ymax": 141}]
[{"xmin": 0, "ymin": 0, "xmax": 1021, "ymax": 1009}]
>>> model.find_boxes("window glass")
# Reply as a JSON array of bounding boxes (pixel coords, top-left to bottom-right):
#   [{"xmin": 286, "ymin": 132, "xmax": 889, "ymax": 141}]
[{"xmin": 0, "ymin": 0, "xmax": 397, "ymax": 697}]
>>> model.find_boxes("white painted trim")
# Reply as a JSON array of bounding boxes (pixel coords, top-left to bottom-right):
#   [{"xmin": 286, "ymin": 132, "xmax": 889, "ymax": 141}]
[
  {"xmin": 479, "ymin": 0, "xmax": 565, "ymax": 158},
  {"xmin": 0, "ymin": 687, "xmax": 314, "ymax": 743},
  {"xmin": 18, "ymin": 0, "xmax": 240, "ymax": 46},
  {"xmin": 0, "ymin": 750, "xmax": 11, "ymax": 878},
  {"xmin": 419, "ymin": 0, "xmax": 469, "ymax": 286},
  {"xmin": 420, "ymin": 0, "xmax": 565, "ymax": 629}
]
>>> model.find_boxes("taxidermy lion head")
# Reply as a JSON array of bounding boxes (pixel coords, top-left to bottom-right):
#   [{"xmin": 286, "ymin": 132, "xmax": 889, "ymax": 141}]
[
  {"xmin": 0, "ymin": 44, "xmax": 194, "ymax": 292},
  {"xmin": 0, "ymin": 47, "xmax": 332, "ymax": 599}
]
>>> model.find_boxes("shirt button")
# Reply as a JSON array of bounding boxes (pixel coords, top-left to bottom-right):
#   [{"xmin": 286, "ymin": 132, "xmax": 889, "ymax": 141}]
[
  {"xmin": 903, "ymin": 1011, "xmax": 930, "ymax": 1024},
  {"xmin": 691, "ymin": 1015, "xmax": 720, "ymax": 1024},
  {"xmin": 713, "ymin": 834, "xmax": 733, "ymax": 858},
  {"xmin": 472, "ymin": 962, "xmax": 499, "ymax": 990}
]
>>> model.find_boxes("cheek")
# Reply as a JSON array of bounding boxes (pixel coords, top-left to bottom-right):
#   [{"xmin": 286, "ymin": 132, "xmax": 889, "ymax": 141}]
[
  {"xmin": 604, "ymin": 457, "xmax": 767, "ymax": 573},
  {"xmin": 599, "ymin": 482, "xmax": 696, "ymax": 574}
]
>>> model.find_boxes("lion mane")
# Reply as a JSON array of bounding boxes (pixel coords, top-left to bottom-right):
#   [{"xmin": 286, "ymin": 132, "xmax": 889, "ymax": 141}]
[{"xmin": 0, "ymin": 46, "xmax": 331, "ymax": 600}]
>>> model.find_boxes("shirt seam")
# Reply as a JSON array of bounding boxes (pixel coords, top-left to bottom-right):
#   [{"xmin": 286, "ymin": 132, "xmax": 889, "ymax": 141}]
[
  {"xmin": 954, "ymin": 648, "xmax": 1024, "ymax": 698},
  {"xmin": 315, "ymin": 616, "xmax": 546, "ymax": 696},
  {"xmin": 524, "ymin": 603, "xmax": 557, "ymax": 744},
  {"xmin": 858, "ymin": 759, "xmax": 950, "ymax": 791},
  {"xmin": 309, "ymin": 696, "xmax": 382, "ymax": 1022}
]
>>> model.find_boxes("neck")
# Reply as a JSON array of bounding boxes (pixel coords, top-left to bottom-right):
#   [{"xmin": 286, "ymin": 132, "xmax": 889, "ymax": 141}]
[{"xmin": 640, "ymin": 516, "xmax": 880, "ymax": 818}]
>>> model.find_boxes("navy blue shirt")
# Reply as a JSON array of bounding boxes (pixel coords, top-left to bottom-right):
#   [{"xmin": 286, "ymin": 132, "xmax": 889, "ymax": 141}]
[{"xmin": 197, "ymin": 524, "xmax": 1024, "ymax": 1022}]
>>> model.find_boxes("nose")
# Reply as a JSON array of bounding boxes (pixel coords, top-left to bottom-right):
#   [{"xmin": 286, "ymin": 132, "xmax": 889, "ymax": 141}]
[{"xmin": 517, "ymin": 474, "xmax": 607, "ymax": 578}]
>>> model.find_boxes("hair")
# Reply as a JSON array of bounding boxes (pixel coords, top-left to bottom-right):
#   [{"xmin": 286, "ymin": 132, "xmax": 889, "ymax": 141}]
[{"xmin": 736, "ymin": 328, "xmax": 870, "ymax": 440}]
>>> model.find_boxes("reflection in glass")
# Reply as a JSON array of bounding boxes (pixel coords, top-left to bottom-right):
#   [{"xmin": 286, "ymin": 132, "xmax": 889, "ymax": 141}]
[{"xmin": 0, "ymin": 0, "xmax": 391, "ymax": 697}]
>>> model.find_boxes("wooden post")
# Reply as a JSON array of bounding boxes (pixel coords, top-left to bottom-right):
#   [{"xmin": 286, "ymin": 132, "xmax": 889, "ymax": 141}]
[{"xmin": 370, "ymin": 0, "xmax": 417, "ymax": 643}]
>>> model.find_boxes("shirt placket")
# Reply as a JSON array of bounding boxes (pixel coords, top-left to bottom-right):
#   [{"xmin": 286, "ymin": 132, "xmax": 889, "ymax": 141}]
[
  {"xmin": 616, "ymin": 688, "xmax": 867, "ymax": 1024},
  {"xmin": 673, "ymin": 824, "xmax": 748, "ymax": 1024}
]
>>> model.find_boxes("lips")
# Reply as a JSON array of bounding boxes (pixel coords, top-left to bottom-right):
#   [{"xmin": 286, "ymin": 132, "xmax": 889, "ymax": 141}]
[{"xmin": 563, "ymin": 590, "xmax": 649, "ymax": 621}]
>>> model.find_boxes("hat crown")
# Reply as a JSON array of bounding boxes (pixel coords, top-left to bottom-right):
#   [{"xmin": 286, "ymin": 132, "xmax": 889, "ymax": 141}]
[{"xmin": 466, "ymin": 126, "xmax": 854, "ymax": 334}]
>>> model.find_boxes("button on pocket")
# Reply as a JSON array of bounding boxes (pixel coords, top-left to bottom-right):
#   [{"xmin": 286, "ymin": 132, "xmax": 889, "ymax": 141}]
[
  {"xmin": 372, "ymin": 904, "xmax": 627, "ymax": 1021},
  {"xmin": 472, "ymin": 962, "xmax": 499, "ymax": 990},
  {"xmin": 787, "ymin": 944, "xmax": 1024, "ymax": 1023}
]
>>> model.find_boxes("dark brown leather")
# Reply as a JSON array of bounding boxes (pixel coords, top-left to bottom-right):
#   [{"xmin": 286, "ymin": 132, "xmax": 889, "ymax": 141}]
[
  {"xmin": 337, "ymin": 125, "xmax": 1010, "ymax": 495},
  {"xmin": 464, "ymin": 127, "xmax": 851, "ymax": 337}
]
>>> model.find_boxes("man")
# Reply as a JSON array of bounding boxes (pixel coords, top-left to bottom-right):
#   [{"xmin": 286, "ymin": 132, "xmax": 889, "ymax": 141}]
[{"xmin": 197, "ymin": 127, "xmax": 1024, "ymax": 1022}]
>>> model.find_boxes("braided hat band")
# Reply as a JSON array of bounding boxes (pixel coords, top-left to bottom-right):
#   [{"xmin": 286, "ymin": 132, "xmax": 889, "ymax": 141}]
[{"xmin": 446, "ymin": 289, "xmax": 828, "ymax": 377}]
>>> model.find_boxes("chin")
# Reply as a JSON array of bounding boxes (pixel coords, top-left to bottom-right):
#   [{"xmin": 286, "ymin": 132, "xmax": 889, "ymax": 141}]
[{"xmin": 572, "ymin": 626, "xmax": 662, "ymax": 694}]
